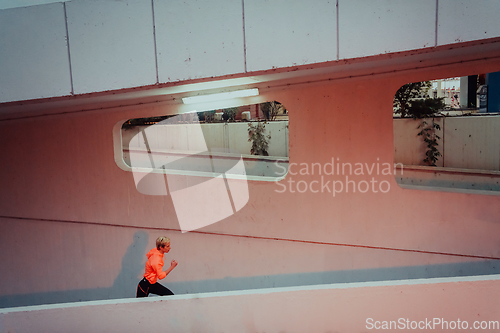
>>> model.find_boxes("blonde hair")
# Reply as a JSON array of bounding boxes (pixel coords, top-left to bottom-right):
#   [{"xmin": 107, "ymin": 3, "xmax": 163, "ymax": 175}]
[{"xmin": 156, "ymin": 236, "xmax": 170, "ymax": 250}]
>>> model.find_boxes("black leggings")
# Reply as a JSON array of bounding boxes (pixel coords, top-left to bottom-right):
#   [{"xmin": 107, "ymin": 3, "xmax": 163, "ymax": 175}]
[{"xmin": 136, "ymin": 277, "xmax": 174, "ymax": 297}]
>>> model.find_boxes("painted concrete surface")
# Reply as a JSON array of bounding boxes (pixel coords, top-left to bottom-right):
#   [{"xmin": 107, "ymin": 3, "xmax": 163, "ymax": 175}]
[
  {"xmin": 3, "ymin": 0, "xmax": 500, "ymax": 102},
  {"xmin": 3, "ymin": 216, "xmax": 500, "ymax": 309},
  {"xmin": 0, "ymin": 3, "xmax": 72, "ymax": 102},
  {"xmin": 2, "ymin": 275, "xmax": 500, "ymax": 332},
  {"xmin": 394, "ymin": 116, "xmax": 500, "ymax": 171},
  {"xmin": 339, "ymin": 0, "xmax": 436, "ymax": 59},
  {"xmin": 444, "ymin": 116, "xmax": 500, "ymax": 170},
  {"xmin": 1, "ymin": 49, "xmax": 500, "ymax": 312},
  {"xmin": 65, "ymin": 0, "xmax": 157, "ymax": 94},
  {"xmin": 438, "ymin": 0, "xmax": 500, "ymax": 45},
  {"xmin": 154, "ymin": 0, "xmax": 246, "ymax": 82},
  {"xmin": 0, "ymin": 2, "xmax": 499, "ymax": 331},
  {"xmin": 244, "ymin": 0, "xmax": 337, "ymax": 71}
]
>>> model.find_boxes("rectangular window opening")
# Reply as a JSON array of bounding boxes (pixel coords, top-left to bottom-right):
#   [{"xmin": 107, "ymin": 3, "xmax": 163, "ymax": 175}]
[
  {"xmin": 393, "ymin": 74, "xmax": 500, "ymax": 194},
  {"xmin": 118, "ymin": 101, "xmax": 290, "ymax": 182}
]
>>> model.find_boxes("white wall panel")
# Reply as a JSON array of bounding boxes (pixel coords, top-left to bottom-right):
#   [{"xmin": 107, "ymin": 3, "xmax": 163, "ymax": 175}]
[
  {"xmin": 438, "ymin": 0, "xmax": 500, "ymax": 46},
  {"xmin": 0, "ymin": 0, "xmax": 63, "ymax": 10},
  {"xmin": 244, "ymin": 0, "xmax": 337, "ymax": 72},
  {"xmin": 154, "ymin": 0, "xmax": 245, "ymax": 82},
  {"xmin": 443, "ymin": 116, "xmax": 500, "ymax": 171},
  {"xmin": 339, "ymin": 0, "xmax": 436, "ymax": 60},
  {"xmin": 66, "ymin": 0, "xmax": 157, "ymax": 94},
  {"xmin": 2, "ymin": 0, "xmax": 500, "ymax": 104},
  {"xmin": 0, "ymin": 4, "xmax": 72, "ymax": 103}
]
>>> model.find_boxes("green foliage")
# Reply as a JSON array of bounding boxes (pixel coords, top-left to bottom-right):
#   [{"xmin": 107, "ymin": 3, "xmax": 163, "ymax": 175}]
[
  {"xmin": 122, "ymin": 115, "xmax": 174, "ymax": 129},
  {"xmin": 199, "ymin": 108, "xmax": 238, "ymax": 123},
  {"xmin": 393, "ymin": 81, "xmax": 432, "ymax": 118},
  {"xmin": 203, "ymin": 110, "xmax": 216, "ymax": 123},
  {"xmin": 222, "ymin": 107, "xmax": 238, "ymax": 122},
  {"xmin": 197, "ymin": 111, "xmax": 206, "ymax": 122},
  {"xmin": 407, "ymin": 98, "xmax": 446, "ymax": 119},
  {"xmin": 394, "ymin": 81, "xmax": 446, "ymax": 166},
  {"xmin": 417, "ymin": 118, "xmax": 442, "ymax": 166},
  {"xmin": 248, "ymin": 121, "xmax": 271, "ymax": 156},
  {"xmin": 260, "ymin": 101, "xmax": 286, "ymax": 121}
]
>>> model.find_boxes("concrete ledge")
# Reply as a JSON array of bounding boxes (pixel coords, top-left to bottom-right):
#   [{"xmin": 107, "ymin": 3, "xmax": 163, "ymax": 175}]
[{"xmin": 2, "ymin": 274, "xmax": 500, "ymax": 332}]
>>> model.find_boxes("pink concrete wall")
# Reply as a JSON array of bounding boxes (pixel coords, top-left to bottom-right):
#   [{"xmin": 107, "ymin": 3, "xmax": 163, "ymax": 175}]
[
  {"xmin": 2, "ymin": 275, "xmax": 500, "ymax": 332},
  {"xmin": 0, "ymin": 48, "xmax": 500, "ymax": 310}
]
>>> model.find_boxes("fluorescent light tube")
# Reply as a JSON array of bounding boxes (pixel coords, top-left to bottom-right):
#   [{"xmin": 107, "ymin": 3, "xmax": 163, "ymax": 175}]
[{"xmin": 182, "ymin": 88, "xmax": 259, "ymax": 105}]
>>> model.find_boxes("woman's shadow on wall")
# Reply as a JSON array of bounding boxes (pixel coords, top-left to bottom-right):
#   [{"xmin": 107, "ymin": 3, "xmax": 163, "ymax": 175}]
[
  {"xmin": 0, "ymin": 231, "xmax": 149, "ymax": 308},
  {"xmin": 110, "ymin": 231, "xmax": 149, "ymax": 298}
]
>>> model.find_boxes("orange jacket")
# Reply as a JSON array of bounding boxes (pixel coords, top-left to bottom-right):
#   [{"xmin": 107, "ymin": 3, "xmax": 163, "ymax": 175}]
[{"xmin": 143, "ymin": 248, "xmax": 167, "ymax": 284}]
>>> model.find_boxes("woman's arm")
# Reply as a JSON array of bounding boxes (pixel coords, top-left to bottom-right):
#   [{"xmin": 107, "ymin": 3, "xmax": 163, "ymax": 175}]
[{"xmin": 161, "ymin": 260, "xmax": 178, "ymax": 279}]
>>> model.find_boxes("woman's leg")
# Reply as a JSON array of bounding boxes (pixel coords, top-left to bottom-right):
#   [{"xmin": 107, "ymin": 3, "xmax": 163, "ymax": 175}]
[
  {"xmin": 149, "ymin": 282, "xmax": 174, "ymax": 296},
  {"xmin": 136, "ymin": 278, "xmax": 150, "ymax": 298}
]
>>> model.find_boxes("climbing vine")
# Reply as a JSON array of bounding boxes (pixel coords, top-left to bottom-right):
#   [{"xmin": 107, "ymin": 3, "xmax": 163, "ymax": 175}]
[
  {"xmin": 417, "ymin": 118, "xmax": 442, "ymax": 166},
  {"xmin": 248, "ymin": 121, "xmax": 271, "ymax": 156}
]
